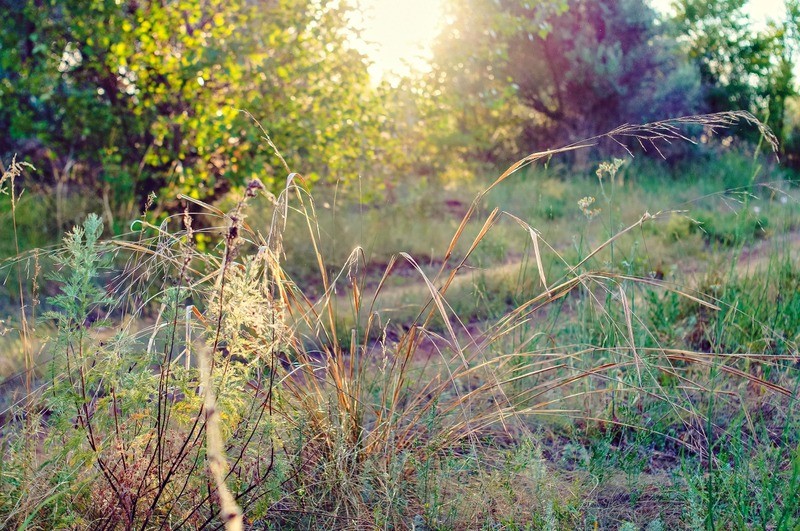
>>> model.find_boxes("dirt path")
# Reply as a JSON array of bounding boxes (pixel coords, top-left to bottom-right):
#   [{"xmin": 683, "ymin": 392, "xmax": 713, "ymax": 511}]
[{"xmin": 734, "ymin": 228, "xmax": 800, "ymax": 274}]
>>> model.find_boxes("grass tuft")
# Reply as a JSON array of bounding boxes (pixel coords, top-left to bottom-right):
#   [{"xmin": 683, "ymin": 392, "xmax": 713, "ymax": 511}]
[{"xmin": 1, "ymin": 112, "xmax": 798, "ymax": 528}]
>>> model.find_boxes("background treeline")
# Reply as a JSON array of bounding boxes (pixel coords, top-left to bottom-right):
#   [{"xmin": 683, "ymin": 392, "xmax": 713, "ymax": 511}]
[{"xmin": 1, "ymin": 0, "xmax": 799, "ymax": 217}]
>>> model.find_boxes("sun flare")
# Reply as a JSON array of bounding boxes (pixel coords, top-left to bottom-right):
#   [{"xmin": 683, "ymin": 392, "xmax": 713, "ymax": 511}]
[{"xmin": 352, "ymin": 0, "xmax": 445, "ymax": 81}]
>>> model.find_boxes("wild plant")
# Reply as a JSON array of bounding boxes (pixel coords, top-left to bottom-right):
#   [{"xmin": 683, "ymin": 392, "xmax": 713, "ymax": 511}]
[{"xmin": 0, "ymin": 111, "xmax": 796, "ymax": 529}]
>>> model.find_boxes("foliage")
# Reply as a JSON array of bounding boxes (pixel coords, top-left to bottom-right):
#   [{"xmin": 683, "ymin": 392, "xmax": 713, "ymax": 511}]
[
  {"xmin": 0, "ymin": 0, "xmax": 387, "ymax": 212},
  {"xmin": 671, "ymin": 0, "xmax": 800, "ymax": 150},
  {"xmin": 681, "ymin": 417, "xmax": 800, "ymax": 528},
  {"xmin": 2, "ymin": 0, "xmax": 800, "ymax": 519},
  {"xmin": 422, "ymin": 0, "xmax": 702, "ymax": 164},
  {"xmin": 0, "ymin": 192, "xmax": 289, "ymax": 528}
]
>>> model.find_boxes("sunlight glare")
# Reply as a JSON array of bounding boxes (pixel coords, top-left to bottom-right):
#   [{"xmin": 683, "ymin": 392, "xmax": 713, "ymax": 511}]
[
  {"xmin": 352, "ymin": 0, "xmax": 445, "ymax": 82},
  {"xmin": 650, "ymin": 0, "xmax": 787, "ymax": 27}
]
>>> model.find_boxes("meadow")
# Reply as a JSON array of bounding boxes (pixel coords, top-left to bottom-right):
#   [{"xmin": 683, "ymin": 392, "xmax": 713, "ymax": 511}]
[{"xmin": 1, "ymin": 113, "xmax": 799, "ymax": 530}]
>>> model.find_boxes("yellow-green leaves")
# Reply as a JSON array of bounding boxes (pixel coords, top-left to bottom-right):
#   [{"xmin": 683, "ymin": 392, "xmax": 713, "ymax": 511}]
[{"xmin": 1, "ymin": 0, "xmax": 388, "ymax": 212}]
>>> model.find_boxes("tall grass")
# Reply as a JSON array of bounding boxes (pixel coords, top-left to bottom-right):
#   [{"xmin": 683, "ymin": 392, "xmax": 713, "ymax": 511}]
[{"xmin": 1, "ymin": 111, "xmax": 798, "ymax": 528}]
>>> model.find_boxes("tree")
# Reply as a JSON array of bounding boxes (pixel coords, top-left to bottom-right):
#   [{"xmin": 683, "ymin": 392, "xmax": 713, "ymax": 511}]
[
  {"xmin": 426, "ymin": 0, "xmax": 701, "ymax": 161},
  {"xmin": 0, "ymin": 0, "xmax": 386, "ymax": 214},
  {"xmin": 671, "ymin": 0, "xmax": 799, "ymax": 149}
]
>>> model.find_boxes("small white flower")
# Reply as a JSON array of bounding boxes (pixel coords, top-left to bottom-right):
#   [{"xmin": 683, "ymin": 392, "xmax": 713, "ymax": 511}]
[{"xmin": 578, "ymin": 196, "xmax": 600, "ymax": 219}]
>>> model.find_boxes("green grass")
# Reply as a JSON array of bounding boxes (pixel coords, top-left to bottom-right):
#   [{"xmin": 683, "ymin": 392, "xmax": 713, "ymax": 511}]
[
  {"xmin": 240, "ymin": 150, "xmax": 798, "ymax": 354},
  {"xmin": 245, "ymin": 149, "xmax": 797, "ymax": 285},
  {"xmin": 1, "ymin": 115, "xmax": 800, "ymax": 529}
]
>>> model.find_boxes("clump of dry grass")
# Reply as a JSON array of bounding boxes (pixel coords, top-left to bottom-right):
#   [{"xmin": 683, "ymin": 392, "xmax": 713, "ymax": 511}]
[
  {"xmin": 213, "ymin": 111, "xmax": 788, "ymax": 526},
  {"xmin": 0, "ymin": 111, "xmax": 794, "ymax": 529}
]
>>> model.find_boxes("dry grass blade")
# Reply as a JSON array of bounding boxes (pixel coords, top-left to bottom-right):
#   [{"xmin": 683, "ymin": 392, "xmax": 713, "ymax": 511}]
[
  {"xmin": 199, "ymin": 347, "xmax": 243, "ymax": 531},
  {"xmin": 662, "ymin": 352, "xmax": 793, "ymax": 397},
  {"xmin": 505, "ymin": 213, "xmax": 550, "ymax": 296},
  {"xmin": 615, "ymin": 275, "xmax": 721, "ymax": 311},
  {"xmin": 485, "ymin": 112, "xmax": 776, "ymax": 194},
  {"xmin": 399, "ymin": 252, "xmax": 464, "ymax": 365},
  {"xmin": 568, "ymin": 211, "xmax": 660, "ymax": 273},
  {"xmin": 618, "ymin": 284, "xmax": 642, "ymax": 384},
  {"xmin": 433, "ymin": 207, "xmax": 501, "ymax": 303}
]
